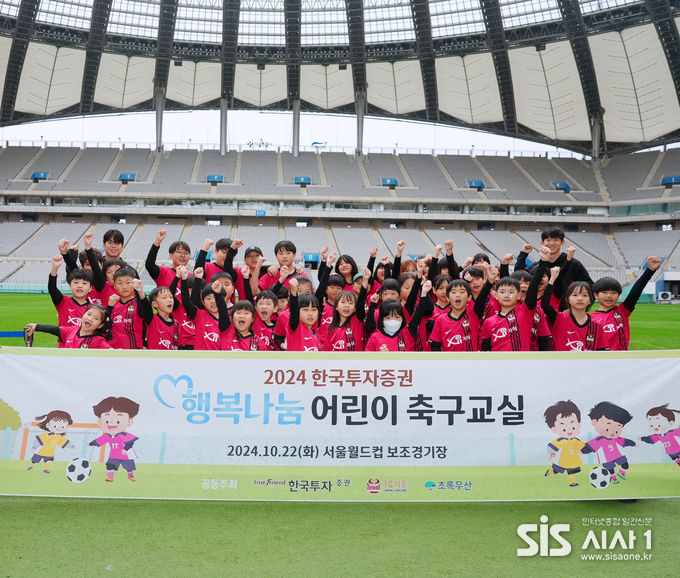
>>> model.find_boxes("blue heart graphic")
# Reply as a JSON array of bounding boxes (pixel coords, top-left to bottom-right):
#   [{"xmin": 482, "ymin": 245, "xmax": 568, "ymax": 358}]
[{"xmin": 154, "ymin": 374, "xmax": 193, "ymax": 408}]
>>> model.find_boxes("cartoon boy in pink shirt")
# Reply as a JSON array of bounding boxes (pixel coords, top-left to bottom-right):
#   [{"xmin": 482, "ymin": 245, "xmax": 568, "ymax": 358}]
[
  {"xmin": 89, "ymin": 396, "xmax": 140, "ymax": 482},
  {"xmin": 639, "ymin": 404, "xmax": 680, "ymax": 466}
]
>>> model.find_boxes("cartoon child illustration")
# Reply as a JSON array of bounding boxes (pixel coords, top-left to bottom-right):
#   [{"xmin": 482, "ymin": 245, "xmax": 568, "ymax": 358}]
[
  {"xmin": 582, "ymin": 401, "xmax": 637, "ymax": 484},
  {"xmin": 28, "ymin": 410, "xmax": 76, "ymax": 473},
  {"xmin": 638, "ymin": 404, "xmax": 680, "ymax": 466},
  {"xmin": 543, "ymin": 400, "xmax": 586, "ymax": 487},
  {"xmin": 88, "ymin": 396, "xmax": 140, "ymax": 482}
]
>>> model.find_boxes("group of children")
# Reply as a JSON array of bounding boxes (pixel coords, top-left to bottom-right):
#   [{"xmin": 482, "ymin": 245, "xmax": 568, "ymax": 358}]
[{"xmin": 24, "ymin": 226, "xmax": 660, "ymax": 353}]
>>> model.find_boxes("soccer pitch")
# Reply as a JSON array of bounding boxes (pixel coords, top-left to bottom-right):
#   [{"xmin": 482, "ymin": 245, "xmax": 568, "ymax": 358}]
[{"xmin": 1, "ymin": 294, "xmax": 679, "ymax": 577}]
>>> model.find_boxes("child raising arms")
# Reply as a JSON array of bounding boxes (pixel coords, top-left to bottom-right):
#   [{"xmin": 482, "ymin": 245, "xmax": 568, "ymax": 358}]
[
  {"xmin": 287, "ymin": 277, "xmax": 321, "ymax": 351},
  {"xmin": 25, "ymin": 303, "xmax": 112, "ymax": 349},
  {"xmin": 323, "ymin": 266, "xmax": 371, "ymax": 352}
]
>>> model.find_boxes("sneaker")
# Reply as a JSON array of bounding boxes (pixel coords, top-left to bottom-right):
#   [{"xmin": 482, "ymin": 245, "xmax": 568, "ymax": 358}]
[
  {"xmin": 43, "ymin": 470, "xmax": 50, "ymax": 474},
  {"xmin": 617, "ymin": 472, "xmax": 627, "ymax": 481},
  {"xmin": 127, "ymin": 476, "xmax": 136, "ymax": 482},
  {"xmin": 612, "ymin": 478, "xmax": 620, "ymax": 484},
  {"xmin": 544, "ymin": 469, "xmax": 551, "ymax": 477},
  {"xmin": 569, "ymin": 483, "xmax": 579, "ymax": 488},
  {"xmin": 105, "ymin": 478, "xmax": 114, "ymax": 482},
  {"xmin": 27, "ymin": 466, "xmax": 33, "ymax": 471}
]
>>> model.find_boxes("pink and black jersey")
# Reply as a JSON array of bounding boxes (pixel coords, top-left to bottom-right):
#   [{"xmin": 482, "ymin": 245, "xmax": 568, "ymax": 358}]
[
  {"xmin": 57, "ymin": 326, "xmax": 111, "ymax": 349},
  {"xmin": 146, "ymin": 314, "xmax": 179, "ymax": 350},
  {"xmin": 323, "ymin": 316, "xmax": 366, "ymax": 352},
  {"xmin": 365, "ymin": 329, "xmax": 415, "ymax": 352},
  {"xmin": 590, "ymin": 306, "xmax": 632, "ymax": 351},
  {"xmin": 429, "ymin": 311, "xmax": 481, "ymax": 352},
  {"xmin": 583, "ymin": 436, "xmax": 636, "ymax": 465},
  {"xmin": 549, "ymin": 311, "xmax": 606, "ymax": 352},
  {"xmin": 88, "ymin": 282, "xmax": 117, "ymax": 307},
  {"xmin": 272, "ymin": 308, "xmax": 290, "ymax": 349},
  {"xmin": 109, "ymin": 298, "xmax": 145, "ymax": 349},
  {"xmin": 530, "ymin": 307, "xmax": 553, "ymax": 352},
  {"xmin": 55, "ymin": 297, "xmax": 88, "ymax": 328},
  {"xmin": 286, "ymin": 323, "xmax": 321, "ymax": 351},
  {"xmin": 640, "ymin": 430, "xmax": 680, "ymax": 458},
  {"xmin": 259, "ymin": 270, "xmax": 308, "ymax": 292},
  {"xmin": 480, "ymin": 304, "xmax": 534, "ymax": 352},
  {"xmin": 253, "ymin": 316, "xmax": 276, "ymax": 351},
  {"xmin": 317, "ymin": 301, "xmax": 335, "ymax": 346},
  {"xmin": 193, "ymin": 309, "xmax": 223, "ymax": 350},
  {"xmin": 220, "ymin": 326, "xmax": 263, "ymax": 351}
]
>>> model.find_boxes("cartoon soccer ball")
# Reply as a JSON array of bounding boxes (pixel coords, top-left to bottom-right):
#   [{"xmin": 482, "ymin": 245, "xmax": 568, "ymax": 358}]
[
  {"xmin": 589, "ymin": 466, "xmax": 611, "ymax": 490},
  {"xmin": 66, "ymin": 458, "xmax": 92, "ymax": 483}
]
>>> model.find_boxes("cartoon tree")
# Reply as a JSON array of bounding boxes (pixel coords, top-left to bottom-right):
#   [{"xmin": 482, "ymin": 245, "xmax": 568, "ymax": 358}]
[{"xmin": 0, "ymin": 398, "xmax": 21, "ymax": 430}]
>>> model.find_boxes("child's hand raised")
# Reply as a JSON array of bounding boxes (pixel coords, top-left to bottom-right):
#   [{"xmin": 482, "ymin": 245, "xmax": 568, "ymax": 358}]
[
  {"xmin": 327, "ymin": 251, "xmax": 338, "ymax": 266},
  {"xmin": 177, "ymin": 265, "xmax": 188, "ymax": 280},
  {"xmin": 279, "ymin": 265, "xmax": 289, "ymax": 281},
  {"xmin": 445, "ymin": 239, "xmax": 454, "ymax": 255},
  {"xmin": 380, "ymin": 255, "xmax": 390, "ymax": 265},
  {"xmin": 396, "ymin": 240, "xmax": 405, "ymax": 256},
  {"xmin": 51, "ymin": 254, "xmax": 64, "ymax": 269},
  {"xmin": 58, "ymin": 238, "xmax": 70, "ymax": 254},
  {"xmin": 416, "ymin": 258, "xmax": 426, "ymax": 276},
  {"xmin": 522, "ymin": 243, "xmax": 533, "ymax": 254},
  {"xmin": 288, "ymin": 278, "xmax": 299, "ymax": 295},
  {"xmin": 549, "ymin": 266, "xmax": 560, "ymax": 283},
  {"xmin": 486, "ymin": 265, "xmax": 500, "ymax": 283},
  {"xmin": 211, "ymin": 280, "xmax": 224, "ymax": 294},
  {"xmin": 370, "ymin": 293, "xmax": 380, "ymax": 304},
  {"xmin": 539, "ymin": 246, "xmax": 551, "ymax": 261},
  {"xmin": 421, "ymin": 280, "xmax": 433, "ymax": 296},
  {"xmin": 108, "ymin": 294, "xmax": 120, "ymax": 307},
  {"xmin": 256, "ymin": 255, "xmax": 266, "ymax": 268},
  {"xmin": 231, "ymin": 239, "xmax": 244, "ymax": 250},
  {"xmin": 201, "ymin": 239, "xmax": 214, "ymax": 252},
  {"xmin": 501, "ymin": 253, "xmax": 514, "ymax": 265},
  {"xmin": 370, "ymin": 247, "xmax": 378, "ymax": 259},
  {"xmin": 155, "ymin": 230, "xmax": 167, "ymax": 246},
  {"xmin": 133, "ymin": 279, "xmax": 144, "ymax": 294},
  {"xmin": 241, "ymin": 265, "xmax": 250, "ymax": 279},
  {"xmin": 193, "ymin": 267, "xmax": 204, "ymax": 280},
  {"xmin": 647, "ymin": 256, "xmax": 662, "ymax": 270},
  {"xmin": 434, "ymin": 244, "xmax": 442, "ymax": 258},
  {"xmin": 320, "ymin": 246, "xmax": 329, "ymax": 261},
  {"xmin": 566, "ymin": 245, "xmax": 576, "ymax": 261},
  {"xmin": 362, "ymin": 266, "xmax": 372, "ymax": 280},
  {"xmin": 267, "ymin": 265, "xmax": 279, "ymax": 277},
  {"xmin": 84, "ymin": 231, "xmax": 94, "ymax": 250},
  {"xmin": 461, "ymin": 256, "xmax": 474, "ymax": 269}
]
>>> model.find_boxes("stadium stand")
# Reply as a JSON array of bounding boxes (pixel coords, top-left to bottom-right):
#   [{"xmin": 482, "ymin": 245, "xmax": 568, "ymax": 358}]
[
  {"xmin": 378, "ymin": 228, "xmax": 433, "ymax": 257},
  {"xmin": 332, "ymin": 227, "xmax": 389, "ymax": 262},
  {"xmin": 363, "ymin": 154, "xmax": 402, "ymax": 187},
  {"xmin": 0, "ymin": 260, "xmax": 23, "ymax": 281},
  {"xmin": 197, "ymin": 150, "xmax": 238, "ymax": 184},
  {"xmin": 399, "ymin": 155, "xmax": 453, "ymax": 196},
  {"xmin": 436, "ymin": 155, "xmax": 487, "ymax": 188},
  {"xmin": 235, "ymin": 225, "xmax": 281, "ymax": 262},
  {"xmin": 113, "ymin": 149, "xmax": 155, "ymax": 183},
  {"xmin": 602, "ymin": 152, "xmax": 662, "ymax": 201},
  {"xmin": 182, "ymin": 225, "xmax": 233, "ymax": 258},
  {"xmin": 54, "ymin": 148, "xmax": 118, "ymax": 188},
  {"xmin": 153, "ymin": 150, "xmax": 197, "ymax": 185},
  {"xmin": 563, "ymin": 232, "xmax": 618, "ymax": 267},
  {"xmin": 0, "ymin": 221, "xmax": 44, "ymax": 255},
  {"xmin": 120, "ymin": 224, "xmax": 184, "ymax": 261},
  {"xmin": 281, "ymin": 152, "xmax": 319, "ymax": 185},
  {"xmin": 649, "ymin": 148, "xmax": 680, "ymax": 186},
  {"xmin": 482, "ymin": 190, "xmax": 509, "ymax": 200},
  {"xmin": 515, "ymin": 157, "xmax": 576, "ymax": 191},
  {"xmin": 21, "ymin": 147, "xmax": 79, "ymax": 180},
  {"xmin": 321, "ymin": 153, "xmax": 366, "ymax": 193},
  {"xmin": 5, "ymin": 181, "xmax": 32, "ymax": 190},
  {"xmin": 12, "ymin": 222, "xmax": 90, "ymax": 258},
  {"xmin": 551, "ymin": 158, "xmax": 598, "ymax": 192},
  {"xmin": 424, "ymin": 229, "xmax": 485, "ymax": 262},
  {"xmin": 613, "ymin": 230, "xmax": 680, "ymax": 268},
  {"xmin": 240, "ymin": 151, "xmax": 278, "ymax": 194},
  {"xmin": 0, "ymin": 147, "xmax": 40, "ymax": 185},
  {"xmin": 475, "ymin": 156, "xmax": 538, "ymax": 196},
  {"xmin": 283, "ymin": 226, "xmax": 331, "ymax": 256},
  {"xmin": 4, "ymin": 260, "xmax": 65, "ymax": 284}
]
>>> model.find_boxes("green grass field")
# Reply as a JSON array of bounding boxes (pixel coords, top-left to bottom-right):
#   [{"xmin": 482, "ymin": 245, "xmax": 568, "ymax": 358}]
[{"xmin": 1, "ymin": 293, "xmax": 679, "ymax": 576}]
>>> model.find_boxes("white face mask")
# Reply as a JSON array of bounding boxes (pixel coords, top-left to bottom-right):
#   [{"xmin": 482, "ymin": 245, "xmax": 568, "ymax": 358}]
[{"xmin": 383, "ymin": 319, "xmax": 402, "ymax": 336}]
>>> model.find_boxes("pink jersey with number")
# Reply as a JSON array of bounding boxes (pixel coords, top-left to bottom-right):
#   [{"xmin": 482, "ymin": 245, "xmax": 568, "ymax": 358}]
[
  {"xmin": 93, "ymin": 432, "xmax": 137, "ymax": 460},
  {"xmin": 58, "ymin": 326, "xmax": 111, "ymax": 349},
  {"xmin": 590, "ymin": 306, "xmax": 632, "ymax": 351},
  {"xmin": 586, "ymin": 436, "xmax": 634, "ymax": 463},
  {"xmin": 109, "ymin": 298, "xmax": 144, "ymax": 349},
  {"xmin": 644, "ymin": 430, "xmax": 680, "ymax": 456}
]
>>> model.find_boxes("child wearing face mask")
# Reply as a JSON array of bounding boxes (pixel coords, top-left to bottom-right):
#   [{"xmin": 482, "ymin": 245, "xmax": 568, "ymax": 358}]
[{"xmin": 364, "ymin": 281, "xmax": 432, "ymax": 352}]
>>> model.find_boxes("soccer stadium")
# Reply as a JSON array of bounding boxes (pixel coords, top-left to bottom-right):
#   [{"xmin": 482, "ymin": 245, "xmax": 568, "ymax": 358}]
[{"xmin": 0, "ymin": 0, "xmax": 679, "ymax": 574}]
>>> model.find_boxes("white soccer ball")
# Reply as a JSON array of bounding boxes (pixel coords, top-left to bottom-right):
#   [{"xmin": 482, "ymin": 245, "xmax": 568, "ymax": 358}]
[
  {"xmin": 589, "ymin": 466, "xmax": 611, "ymax": 490},
  {"xmin": 66, "ymin": 458, "xmax": 92, "ymax": 483}
]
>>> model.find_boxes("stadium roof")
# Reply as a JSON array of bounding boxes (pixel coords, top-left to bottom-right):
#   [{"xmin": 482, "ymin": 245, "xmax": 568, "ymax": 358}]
[{"xmin": 0, "ymin": 0, "xmax": 679, "ymax": 154}]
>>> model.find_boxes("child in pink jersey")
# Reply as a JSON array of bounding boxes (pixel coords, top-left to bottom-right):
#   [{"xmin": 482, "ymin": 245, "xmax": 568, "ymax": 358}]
[
  {"xmin": 180, "ymin": 267, "xmax": 231, "ymax": 350},
  {"xmin": 47, "ymin": 254, "xmax": 93, "ymax": 328},
  {"xmin": 639, "ymin": 404, "xmax": 680, "ymax": 466},
  {"xmin": 323, "ymin": 267, "xmax": 371, "ymax": 352},
  {"xmin": 25, "ymin": 303, "xmax": 113, "ymax": 349},
  {"xmin": 253, "ymin": 290, "xmax": 278, "ymax": 351},
  {"xmin": 88, "ymin": 396, "xmax": 140, "ymax": 483},
  {"xmin": 286, "ymin": 277, "xmax": 322, "ymax": 351},
  {"xmin": 581, "ymin": 402, "xmax": 637, "ymax": 484},
  {"xmin": 590, "ymin": 256, "xmax": 661, "ymax": 351}
]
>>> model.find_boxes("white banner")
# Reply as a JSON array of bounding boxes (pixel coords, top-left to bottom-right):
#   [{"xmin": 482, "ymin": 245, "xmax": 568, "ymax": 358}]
[{"xmin": 1, "ymin": 348, "xmax": 678, "ymax": 501}]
